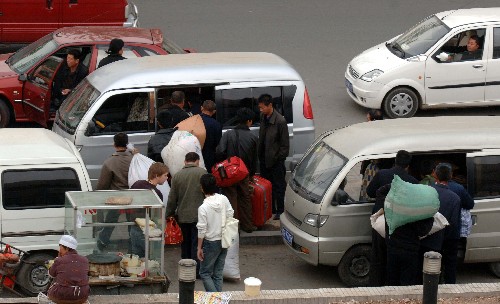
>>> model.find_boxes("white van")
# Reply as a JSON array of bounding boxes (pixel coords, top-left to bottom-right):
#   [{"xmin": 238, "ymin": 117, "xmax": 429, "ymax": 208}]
[
  {"xmin": 0, "ymin": 128, "xmax": 91, "ymax": 295},
  {"xmin": 52, "ymin": 52, "xmax": 315, "ymax": 186},
  {"xmin": 345, "ymin": 8, "xmax": 500, "ymax": 118},
  {"xmin": 281, "ymin": 116, "xmax": 500, "ymax": 287}
]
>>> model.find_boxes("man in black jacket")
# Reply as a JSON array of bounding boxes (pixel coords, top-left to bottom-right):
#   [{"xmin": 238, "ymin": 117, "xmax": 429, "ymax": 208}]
[
  {"xmin": 52, "ymin": 48, "xmax": 88, "ymax": 110},
  {"xmin": 98, "ymin": 38, "xmax": 126, "ymax": 68}
]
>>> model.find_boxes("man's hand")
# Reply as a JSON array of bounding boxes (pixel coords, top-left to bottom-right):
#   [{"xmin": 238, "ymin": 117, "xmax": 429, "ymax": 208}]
[
  {"xmin": 197, "ymin": 248, "xmax": 204, "ymax": 261},
  {"xmin": 61, "ymin": 89, "xmax": 71, "ymax": 95}
]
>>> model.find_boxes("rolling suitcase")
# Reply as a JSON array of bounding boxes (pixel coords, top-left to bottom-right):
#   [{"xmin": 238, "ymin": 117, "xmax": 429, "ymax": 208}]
[{"xmin": 250, "ymin": 175, "xmax": 272, "ymax": 227}]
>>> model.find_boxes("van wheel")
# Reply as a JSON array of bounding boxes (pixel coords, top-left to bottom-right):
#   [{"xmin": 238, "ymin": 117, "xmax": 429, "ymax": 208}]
[
  {"xmin": 16, "ymin": 252, "xmax": 56, "ymax": 296},
  {"xmin": 0, "ymin": 100, "xmax": 10, "ymax": 128},
  {"xmin": 383, "ymin": 88, "xmax": 418, "ymax": 119},
  {"xmin": 337, "ymin": 245, "xmax": 371, "ymax": 287},
  {"xmin": 489, "ymin": 262, "xmax": 500, "ymax": 278}
]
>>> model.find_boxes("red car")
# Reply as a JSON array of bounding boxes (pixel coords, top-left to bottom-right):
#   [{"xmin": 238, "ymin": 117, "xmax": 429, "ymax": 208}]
[{"xmin": 0, "ymin": 26, "xmax": 189, "ymax": 127}]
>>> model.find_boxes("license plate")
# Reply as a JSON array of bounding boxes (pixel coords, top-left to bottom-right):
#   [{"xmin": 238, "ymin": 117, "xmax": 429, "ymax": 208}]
[
  {"xmin": 345, "ymin": 78, "xmax": 354, "ymax": 94},
  {"xmin": 281, "ymin": 226, "xmax": 293, "ymax": 245}
]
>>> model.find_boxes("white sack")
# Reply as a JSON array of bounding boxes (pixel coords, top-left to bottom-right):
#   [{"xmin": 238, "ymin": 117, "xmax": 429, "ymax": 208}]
[
  {"xmin": 223, "ymin": 235, "xmax": 240, "ymax": 281},
  {"xmin": 161, "ymin": 130, "xmax": 205, "ymax": 176}
]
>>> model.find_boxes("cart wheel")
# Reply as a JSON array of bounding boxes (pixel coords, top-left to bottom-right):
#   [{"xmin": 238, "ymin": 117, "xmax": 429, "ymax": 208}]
[{"xmin": 16, "ymin": 253, "xmax": 56, "ymax": 296}]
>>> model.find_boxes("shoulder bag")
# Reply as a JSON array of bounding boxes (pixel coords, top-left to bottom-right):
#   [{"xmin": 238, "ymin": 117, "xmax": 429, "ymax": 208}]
[{"xmin": 221, "ymin": 200, "xmax": 239, "ymax": 248}]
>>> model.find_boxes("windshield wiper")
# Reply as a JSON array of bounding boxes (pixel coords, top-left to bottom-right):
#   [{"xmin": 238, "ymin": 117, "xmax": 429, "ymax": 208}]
[{"xmin": 392, "ymin": 42, "xmax": 406, "ymax": 58}]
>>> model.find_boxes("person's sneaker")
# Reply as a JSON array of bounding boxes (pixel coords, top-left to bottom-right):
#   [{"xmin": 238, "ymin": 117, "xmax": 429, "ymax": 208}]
[{"xmin": 273, "ymin": 213, "xmax": 281, "ymax": 220}]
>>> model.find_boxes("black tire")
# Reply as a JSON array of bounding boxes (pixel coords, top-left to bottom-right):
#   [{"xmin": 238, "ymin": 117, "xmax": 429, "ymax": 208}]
[
  {"xmin": 16, "ymin": 252, "xmax": 56, "ymax": 296},
  {"xmin": 337, "ymin": 245, "xmax": 371, "ymax": 287},
  {"xmin": 0, "ymin": 100, "xmax": 10, "ymax": 128},
  {"xmin": 382, "ymin": 87, "xmax": 419, "ymax": 119},
  {"xmin": 489, "ymin": 262, "xmax": 500, "ymax": 278}
]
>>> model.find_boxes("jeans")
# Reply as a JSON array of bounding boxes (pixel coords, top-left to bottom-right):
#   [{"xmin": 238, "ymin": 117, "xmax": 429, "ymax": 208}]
[
  {"xmin": 97, "ymin": 209, "xmax": 120, "ymax": 246},
  {"xmin": 130, "ymin": 226, "xmax": 145, "ymax": 258},
  {"xmin": 199, "ymin": 239, "xmax": 227, "ymax": 292},
  {"xmin": 260, "ymin": 160, "xmax": 286, "ymax": 214}
]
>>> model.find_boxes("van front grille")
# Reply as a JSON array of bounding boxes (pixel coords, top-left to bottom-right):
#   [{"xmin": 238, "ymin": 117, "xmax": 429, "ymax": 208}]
[
  {"xmin": 349, "ymin": 65, "xmax": 359, "ymax": 79},
  {"xmin": 285, "ymin": 211, "xmax": 302, "ymax": 227}
]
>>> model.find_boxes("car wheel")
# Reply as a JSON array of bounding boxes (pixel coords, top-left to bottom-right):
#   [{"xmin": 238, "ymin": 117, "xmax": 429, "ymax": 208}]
[
  {"xmin": 337, "ymin": 245, "xmax": 371, "ymax": 287},
  {"xmin": 16, "ymin": 252, "xmax": 56, "ymax": 296},
  {"xmin": 489, "ymin": 262, "xmax": 500, "ymax": 278},
  {"xmin": 0, "ymin": 100, "xmax": 11, "ymax": 128},
  {"xmin": 383, "ymin": 88, "xmax": 419, "ymax": 118}
]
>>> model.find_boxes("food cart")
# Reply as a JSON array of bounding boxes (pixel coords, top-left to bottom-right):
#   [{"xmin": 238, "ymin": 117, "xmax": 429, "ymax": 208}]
[{"xmin": 64, "ymin": 190, "xmax": 169, "ymax": 294}]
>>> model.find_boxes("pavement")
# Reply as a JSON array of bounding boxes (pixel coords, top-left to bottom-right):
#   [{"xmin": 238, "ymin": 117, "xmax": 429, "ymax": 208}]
[{"xmin": 2, "ymin": 219, "xmax": 500, "ymax": 303}]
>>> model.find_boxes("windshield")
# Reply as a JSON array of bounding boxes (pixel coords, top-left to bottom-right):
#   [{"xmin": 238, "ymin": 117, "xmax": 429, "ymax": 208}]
[
  {"xmin": 291, "ymin": 141, "xmax": 347, "ymax": 203},
  {"xmin": 8, "ymin": 34, "xmax": 59, "ymax": 74},
  {"xmin": 162, "ymin": 38, "xmax": 186, "ymax": 54},
  {"xmin": 388, "ymin": 15, "xmax": 450, "ymax": 58},
  {"xmin": 56, "ymin": 80, "xmax": 101, "ymax": 135}
]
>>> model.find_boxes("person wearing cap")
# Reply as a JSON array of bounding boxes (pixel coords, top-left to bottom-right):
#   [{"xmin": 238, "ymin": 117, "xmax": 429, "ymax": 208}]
[
  {"xmin": 97, "ymin": 38, "xmax": 126, "ymax": 68},
  {"xmin": 48, "ymin": 235, "xmax": 90, "ymax": 304}
]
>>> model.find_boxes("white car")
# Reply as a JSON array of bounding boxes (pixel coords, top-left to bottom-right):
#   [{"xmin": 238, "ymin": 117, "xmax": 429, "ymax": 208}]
[{"xmin": 345, "ymin": 8, "xmax": 500, "ymax": 118}]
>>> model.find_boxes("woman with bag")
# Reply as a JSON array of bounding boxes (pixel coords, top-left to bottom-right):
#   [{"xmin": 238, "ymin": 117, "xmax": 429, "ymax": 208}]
[{"xmin": 197, "ymin": 174, "xmax": 234, "ymax": 292}]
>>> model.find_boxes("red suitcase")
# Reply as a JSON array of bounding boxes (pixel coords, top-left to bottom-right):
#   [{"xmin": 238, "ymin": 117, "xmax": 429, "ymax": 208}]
[{"xmin": 250, "ymin": 175, "xmax": 273, "ymax": 227}]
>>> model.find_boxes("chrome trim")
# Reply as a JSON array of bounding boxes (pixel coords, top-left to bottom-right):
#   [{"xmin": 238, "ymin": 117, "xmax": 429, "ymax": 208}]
[{"xmin": 22, "ymin": 99, "xmax": 43, "ymax": 112}]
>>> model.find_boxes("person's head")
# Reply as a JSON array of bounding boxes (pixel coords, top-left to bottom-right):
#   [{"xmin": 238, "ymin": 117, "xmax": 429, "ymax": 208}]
[
  {"xmin": 113, "ymin": 132, "xmax": 128, "ymax": 149},
  {"xmin": 107, "ymin": 38, "xmax": 124, "ymax": 55},
  {"xmin": 157, "ymin": 110, "xmax": 174, "ymax": 129},
  {"xmin": 467, "ymin": 35, "xmax": 481, "ymax": 52},
  {"xmin": 171, "ymin": 91, "xmax": 185, "ymax": 107},
  {"xmin": 201, "ymin": 100, "xmax": 216, "ymax": 116},
  {"xmin": 148, "ymin": 162, "xmax": 169, "ymax": 185},
  {"xmin": 420, "ymin": 159, "xmax": 435, "ymax": 177},
  {"xmin": 367, "ymin": 109, "xmax": 383, "ymax": 121},
  {"xmin": 435, "ymin": 163, "xmax": 452, "ymax": 182},
  {"xmin": 200, "ymin": 173, "xmax": 218, "ymax": 195},
  {"xmin": 257, "ymin": 94, "xmax": 274, "ymax": 116},
  {"xmin": 66, "ymin": 49, "xmax": 81, "ymax": 69},
  {"xmin": 395, "ymin": 150, "xmax": 412, "ymax": 168},
  {"xmin": 237, "ymin": 107, "xmax": 254, "ymax": 126},
  {"xmin": 184, "ymin": 152, "xmax": 200, "ymax": 166},
  {"xmin": 59, "ymin": 235, "xmax": 77, "ymax": 256}
]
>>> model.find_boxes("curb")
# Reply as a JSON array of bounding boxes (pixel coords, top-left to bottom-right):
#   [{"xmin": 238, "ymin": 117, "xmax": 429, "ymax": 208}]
[
  {"xmin": 4, "ymin": 283, "xmax": 500, "ymax": 303},
  {"xmin": 239, "ymin": 230, "xmax": 283, "ymax": 246}
]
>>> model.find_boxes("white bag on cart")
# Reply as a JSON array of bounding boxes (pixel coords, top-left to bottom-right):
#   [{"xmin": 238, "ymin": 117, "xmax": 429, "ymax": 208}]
[
  {"xmin": 128, "ymin": 153, "xmax": 170, "ymax": 203},
  {"xmin": 161, "ymin": 130, "xmax": 206, "ymax": 176}
]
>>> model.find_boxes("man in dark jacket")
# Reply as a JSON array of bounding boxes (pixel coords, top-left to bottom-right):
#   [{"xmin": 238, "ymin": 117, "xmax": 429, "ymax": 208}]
[
  {"xmin": 200, "ymin": 100, "xmax": 222, "ymax": 171},
  {"xmin": 52, "ymin": 48, "xmax": 88, "ymax": 110},
  {"xmin": 97, "ymin": 38, "xmax": 126, "ymax": 68},
  {"xmin": 258, "ymin": 94, "xmax": 289, "ymax": 220},
  {"xmin": 216, "ymin": 108, "xmax": 258, "ymax": 232},
  {"xmin": 148, "ymin": 111, "xmax": 176, "ymax": 162},
  {"xmin": 158, "ymin": 91, "xmax": 190, "ymax": 127}
]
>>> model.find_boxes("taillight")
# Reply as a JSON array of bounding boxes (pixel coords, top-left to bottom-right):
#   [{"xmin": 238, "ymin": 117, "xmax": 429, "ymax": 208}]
[{"xmin": 303, "ymin": 88, "xmax": 314, "ymax": 119}]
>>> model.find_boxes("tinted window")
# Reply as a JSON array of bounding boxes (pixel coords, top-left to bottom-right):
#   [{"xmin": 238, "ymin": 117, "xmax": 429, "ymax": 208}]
[
  {"xmin": 494, "ymin": 28, "xmax": 500, "ymax": 59},
  {"xmin": 2, "ymin": 169, "xmax": 81, "ymax": 210},
  {"xmin": 469, "ymin": 155, "xmax": 500, "ymax": 198}
]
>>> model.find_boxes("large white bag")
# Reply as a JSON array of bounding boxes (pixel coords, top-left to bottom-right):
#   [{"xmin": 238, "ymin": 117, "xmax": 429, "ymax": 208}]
[
  {"xmin": 161, "ymin": 130, "xmax": 206, "ymax": 176},
  {"xmin": 223, "ymin": 236, "xmax": 240, "ymax": 281},
  {"xmin": 128, "ymin": 153, "xmax": 170, "ymax": 203}
]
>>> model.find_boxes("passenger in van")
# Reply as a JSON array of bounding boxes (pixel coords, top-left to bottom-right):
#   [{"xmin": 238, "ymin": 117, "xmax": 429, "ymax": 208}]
[
  {"xmin": 258, "ymin": 94, "xmax": 289, "ymax": 220},
  {"xmin": 148, "ymin": 111, "xmax": 177, "ymax": 163},
  {"xmin": 97, "ymin": 38, "xmax": 126, "ymax": 68},
  {"xmin": 52, "ymin": 48, "xmax": 89, "ymax": 109},
  {"xmin": 158, "ymin": 91, "xmax": 190, "ymax": 126},
  {"xmin": 200, "ymin": 100, "xmax": 222, "ymax": 171},
  {"xmin": 419, "ymin": 159, "xmax": 436, "ymax": 186}
]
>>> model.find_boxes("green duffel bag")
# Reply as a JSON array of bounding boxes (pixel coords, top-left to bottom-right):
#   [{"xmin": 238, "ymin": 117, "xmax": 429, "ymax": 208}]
[{"xmin": 384, "ymin": 175, "xmax": 440, "ymax": 235}]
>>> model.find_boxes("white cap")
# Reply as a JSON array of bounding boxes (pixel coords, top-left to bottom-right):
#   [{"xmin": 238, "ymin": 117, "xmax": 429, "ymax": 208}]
[{"xmin": 59, "ymin": 235, "xmax": 77, "ymax": 250}]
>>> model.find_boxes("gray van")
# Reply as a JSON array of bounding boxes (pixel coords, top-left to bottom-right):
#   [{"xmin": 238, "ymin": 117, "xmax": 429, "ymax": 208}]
[
  {"xmin": 51, "ymin": 52, "xmax": 315, "ymax": 185},
  {"xmin": 281, "ymin": 116, "xmax": 500, "ymax": 287}
]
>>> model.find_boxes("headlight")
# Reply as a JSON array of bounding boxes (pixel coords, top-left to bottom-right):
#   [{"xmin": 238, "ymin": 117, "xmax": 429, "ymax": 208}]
[
  {"xmin": 360, "ymin": 69, "xmax": 383, "ymax": 82},
  {"xmin": 303, "ymin": 213, "xmax": 329, "ymax": 227}
]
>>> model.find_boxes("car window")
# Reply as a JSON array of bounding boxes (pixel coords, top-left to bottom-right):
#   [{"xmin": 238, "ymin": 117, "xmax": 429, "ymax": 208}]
[
  {"xmin": 435, "ymin": 29, "xmax": 485, "ymax": 63},
  {"xmin": 493, "ymin": 28, "xmax": 500, "ymax": 59},
  {"xmin": 96, "ymin": 45, "xmax": 142, "ymax": 67},
  {"xmin": 8, "ymin": 34, "xmax": 59, "ymax": 74},
  {"xmin": 29, "ymin": 56, "xmax": 63, "ymax": 90},
  {"xmin": 469, "ymin": 155, "xmax": 500, "ymax": 198}
]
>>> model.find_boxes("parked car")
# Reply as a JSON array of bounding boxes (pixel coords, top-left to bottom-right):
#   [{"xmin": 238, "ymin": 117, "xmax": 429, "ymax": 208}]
[
  {"xmin": 0, "ymin": 0, "xmax": 138, "ymax": 53},
  {"xmin": 345, "ymin": 8, "xmax": 500, "ymax": 118},
  {"xmin": 0, "ymin": 26, "xmax": 190, "ymax": 128}
]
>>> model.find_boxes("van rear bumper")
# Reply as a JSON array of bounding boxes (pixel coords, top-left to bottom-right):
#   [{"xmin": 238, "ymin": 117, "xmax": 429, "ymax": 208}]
[{"xmin": 280, "ymin": 212, "xmax": 319, "ymax": 266}]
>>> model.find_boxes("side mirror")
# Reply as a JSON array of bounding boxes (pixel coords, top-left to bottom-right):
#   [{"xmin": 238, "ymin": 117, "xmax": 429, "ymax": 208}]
[
  {"xmin": 85, "ymin": 121, "xmax": 96, "ymax": 136},
  {"xmin": 332, "ymin": 189, "xmax": 348, "ymax": 206},
  {"xmin": 18, "ymin": 74, "xmax": 27, "ymax": 82},
  {"xmin": 289, "ymin": 160, "xmax": 298, "ymax": 172}
]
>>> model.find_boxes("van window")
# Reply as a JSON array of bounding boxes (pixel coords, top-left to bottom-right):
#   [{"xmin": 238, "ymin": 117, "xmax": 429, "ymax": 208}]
[
  {"xmin": 469, "ymin": 155, "xmax": 500, "ymax": 198},
  {"xmin": 215, "ymin": 86, "xmax": 295, "ymax": 129},
  {"xmin": 2, "ymin": 169, "xmax": 81, "ymax": 210},
  {"xmin": 493, "ymin": 28, "xmax": 500, "ymax": 59},
  {"xmin": 156, "ymin": 87, "xmax": 215, "ymax": 115}
]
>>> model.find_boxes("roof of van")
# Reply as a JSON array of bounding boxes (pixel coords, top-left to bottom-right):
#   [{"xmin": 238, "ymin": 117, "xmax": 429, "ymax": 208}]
[
  {"xmin": 323, "ymin": 116, "xmax": 500, "ymax": 159},
  {"xmin": 0, "ymin": 129, "xmax": 80, "ymax": 166},
  {"xmin": 436, "ymin": 8, "xmax": 500, "ymax": 28},
  {"xmin": 53, "ymin": 26, "xmax": 163, "ymax": 45},
  {"xmin": 87, "ymin": 52, "xmax": 302, "ymax": 91}
]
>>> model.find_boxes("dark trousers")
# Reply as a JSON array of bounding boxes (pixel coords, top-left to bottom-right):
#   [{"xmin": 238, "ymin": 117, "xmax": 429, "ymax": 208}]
[
  {"xmin": 179, "ymin": 222, "xmax": 200, "ymax": 273},
  {"xmin": 222, "ymin": 176, "xmax": 254, "ymax": 231},
  {"xmin": 441, "ymin": 239, "xmax": 459, "ymax": 284},
  {"xmin": 369, "ymin": 229, "xmax": 387, "ymax": 286},
  {"xmin": 260, "ymin": 160, "xmax": 286, "ymax": 215},
  {"xmin": 387, "ymin": 247, "xmax": 420, "ymax": 286}
]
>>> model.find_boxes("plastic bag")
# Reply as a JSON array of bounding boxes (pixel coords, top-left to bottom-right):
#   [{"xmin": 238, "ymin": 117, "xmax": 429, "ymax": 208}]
[
  {"xmin": 165, "ymin": 217, "xmax": 183, "ymax": 245},
  {"xmin": 161, "ymin": 130, "xmax": 206, "ymax": 176},
  {"xmin": 223, "ymin": 235, "xmax": 240, "ymax": 281},
  {"xmin": 128, "ymin": 153, "xmax": 170, "ymax": 203},
  {"xmin": 421, "ymin": 212, "xmax": 449, "ymax": 239}
]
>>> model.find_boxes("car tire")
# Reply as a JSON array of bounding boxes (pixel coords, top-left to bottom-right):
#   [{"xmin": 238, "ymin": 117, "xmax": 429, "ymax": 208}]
[
  {"xmin": 0, "ymin": 100, "xmax": 10, "ymax": 128},
  {"xmin": 489, "ymin": 262, "xmax": 500, "ymax": 278},
  {"xmin": 383, "ymin": 87, "xmax": 419, "ymax": 119},
  {"xmin": 16, "ymin": 252, "xmax": 56, "ymax": 296},
  {"xmin": 337, "ymin": 244, "xmax": 371, "ymax": 287}
]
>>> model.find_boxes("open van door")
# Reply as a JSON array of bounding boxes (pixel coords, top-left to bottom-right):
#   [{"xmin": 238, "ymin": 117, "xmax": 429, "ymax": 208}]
[{"xmin": 22, "ymin": 56, "xmax": 63, "ymax": 127}]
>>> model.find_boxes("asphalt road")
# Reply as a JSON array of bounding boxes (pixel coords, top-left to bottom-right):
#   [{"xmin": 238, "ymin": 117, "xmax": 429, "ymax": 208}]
[{"xmin": 135, "ymin": 0, "xmax": 500, "ymax": 135}]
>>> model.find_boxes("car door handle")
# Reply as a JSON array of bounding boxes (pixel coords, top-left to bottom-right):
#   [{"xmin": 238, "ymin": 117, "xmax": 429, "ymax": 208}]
[
  {"xmin": 471, "ymin": 214, "xmax": 477, "ymax": 225},
  {"xmin": 472, "ymin": 64, "xmax": 484, "ymax": 68}
]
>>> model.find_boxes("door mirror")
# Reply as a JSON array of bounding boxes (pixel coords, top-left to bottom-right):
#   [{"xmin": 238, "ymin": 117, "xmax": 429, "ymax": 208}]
[
  {"xmin": 289, "ymin": 160, "xmax": 298, "ymax": 172},
  {"xmin": 18, "ymin": 74, "xmax": 27, "ymax": 82},
  {"xmin": 85, "ymin": 121, "xmax": 96, "ymax": 136},
  {"xmin": 332, "ymin": 189, "xmax": 348, "ymax": 206}
]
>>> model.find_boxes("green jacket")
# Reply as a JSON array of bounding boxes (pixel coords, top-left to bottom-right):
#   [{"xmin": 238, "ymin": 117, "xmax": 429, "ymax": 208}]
[{"xmin": 166, "ymin": 164, "xmax": 207, "ymax": 223}]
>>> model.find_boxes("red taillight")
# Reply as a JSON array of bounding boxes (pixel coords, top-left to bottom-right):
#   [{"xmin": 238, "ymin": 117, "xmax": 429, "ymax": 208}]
[{"xmin": 303, "ymin": 88, "xmax": 314, "ymax": 119}]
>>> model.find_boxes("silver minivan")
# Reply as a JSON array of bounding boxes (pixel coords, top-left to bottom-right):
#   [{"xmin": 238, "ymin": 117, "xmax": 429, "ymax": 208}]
[
  {"xmin": 281, "ymin": 116, "xmax": 500, "ymax": 287},
  {"xmin": 51, "ymin": 52, "xmax": 315, "ymax": 185}
]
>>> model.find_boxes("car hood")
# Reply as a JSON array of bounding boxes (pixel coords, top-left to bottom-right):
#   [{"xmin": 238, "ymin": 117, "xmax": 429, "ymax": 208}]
[
  {"xmin": 0, "ymin": 54, "xmax": 18, "ymax": 79},
  {"xmin": 349, "ymin": 42, "xmax": 406, "ymax": 76}
]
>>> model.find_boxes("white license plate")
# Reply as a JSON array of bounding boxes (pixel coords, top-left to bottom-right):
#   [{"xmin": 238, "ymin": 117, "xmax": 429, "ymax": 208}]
[
  {"xmin": 345, "ymin": 78, "xmax": 354, "ymax": 94},
  {"xmin": 281, "ymin": 227, "xmax": 293, "ymax": 245}
]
